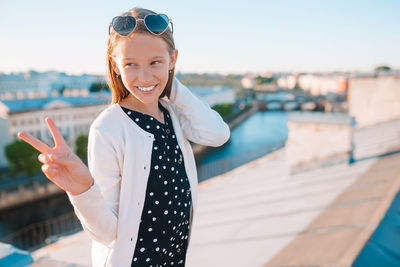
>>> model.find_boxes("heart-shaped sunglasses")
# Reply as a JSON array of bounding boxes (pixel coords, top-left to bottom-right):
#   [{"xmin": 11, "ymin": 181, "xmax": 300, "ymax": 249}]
[{"xmin": 109, "ymin": 13, "xmax": 173, "ymax": 36}]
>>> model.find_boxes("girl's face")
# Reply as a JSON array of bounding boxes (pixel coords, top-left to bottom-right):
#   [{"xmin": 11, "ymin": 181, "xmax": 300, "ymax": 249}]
[{"xmin": 110, "ymin": 33, "xmax": 178, "ymax": 107}]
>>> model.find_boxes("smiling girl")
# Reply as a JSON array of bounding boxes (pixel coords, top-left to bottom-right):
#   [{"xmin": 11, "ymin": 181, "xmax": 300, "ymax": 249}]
[{"xmin": 17, "ymin": 6, "xmax": 230, "ymax": 267}]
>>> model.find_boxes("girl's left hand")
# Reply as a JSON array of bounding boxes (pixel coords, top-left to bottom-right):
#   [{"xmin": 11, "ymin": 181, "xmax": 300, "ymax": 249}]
[{"xmin": 17, "ymin": 116, "xmax": 94, "ymax": 195}]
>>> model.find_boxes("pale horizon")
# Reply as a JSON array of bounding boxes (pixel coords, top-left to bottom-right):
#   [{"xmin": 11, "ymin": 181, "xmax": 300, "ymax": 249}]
[{"xmin": 1, "ymin": 0, "xmax": 399, "ymax": 76}]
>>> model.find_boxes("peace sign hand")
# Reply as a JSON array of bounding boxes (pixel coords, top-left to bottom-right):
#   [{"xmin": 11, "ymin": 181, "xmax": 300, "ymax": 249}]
[{"xmin": 17, "ymin": 117, "xmax": 94, "ymax": 195}]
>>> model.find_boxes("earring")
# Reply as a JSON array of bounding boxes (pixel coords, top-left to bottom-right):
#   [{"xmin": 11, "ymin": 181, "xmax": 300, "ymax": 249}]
[{"xmin": 169, "ymin": 69, "xmax": 172, "ymax": 74}]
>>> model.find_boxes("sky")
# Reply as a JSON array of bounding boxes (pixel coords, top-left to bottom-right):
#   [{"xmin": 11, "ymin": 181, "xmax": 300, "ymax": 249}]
[{"xmin": 1, "ymin": 0, "xmax": 399, "ymax": 75}]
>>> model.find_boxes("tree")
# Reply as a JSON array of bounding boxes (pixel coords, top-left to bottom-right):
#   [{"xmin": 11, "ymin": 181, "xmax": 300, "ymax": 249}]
[
  {"xmin": 90, "ymin": 81, "xmax": 110, "ymax": 93},
  {"xmin": 255, "ymin": 76, "xmax": 275, "ymax": 85},
  {"xmin": 374, "ymin": 65, "xmax": 391, "ymax": 73},
  {"xmin": 212, "ymin": 103, "xmax": 233, "ymax": 118},
  {"xmin": 75, "ymin": 134, "xmax": 88, "ymax": 164},
  {"xmin": 5, "ymin": 140, "xmax": 41, "ymax": 180}
]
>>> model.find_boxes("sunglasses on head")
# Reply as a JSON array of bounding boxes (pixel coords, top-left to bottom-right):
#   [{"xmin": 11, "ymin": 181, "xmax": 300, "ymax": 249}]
[{"xmin": 109, "ymin": 13, "xmax": 173, "ymax": 36}]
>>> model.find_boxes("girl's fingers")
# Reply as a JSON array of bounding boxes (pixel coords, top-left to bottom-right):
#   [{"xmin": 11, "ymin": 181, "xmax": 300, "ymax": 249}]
[
  {"xmin": 38, "ymin": 154, "xmax": 62, "ymax": 171},
  {"xmin": 38, "ymin": 154, "xmax": 49, "ymax": 164},
  {"xmin": 42, "ymin": 164, "xmax": 55, "ymax": 175},
  {"xmin": 39, "ymin": 154, "xmax": 60, "ymax": 169},
  {"xmin": 45, "ymin": 117, "xmax": 66, "ymax": 147},
  {"xmin": 17, "ymin": 131, "xmax": 51, "ymax": 154},
  {"xmin": 18, "ymin": 117, "xmax": 67, "ymax": 155},
  {"xmin": 42, "ymin": 164, "xmax": 59, "ymax": 177},
  {"xmin": 49, "ymin": 152, "xmax": 77, "ymax": 167}
]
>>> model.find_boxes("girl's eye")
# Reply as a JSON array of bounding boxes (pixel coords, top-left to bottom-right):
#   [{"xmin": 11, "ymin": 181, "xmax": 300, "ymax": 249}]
[
  {"xmin": 151, "ymin": 61, "xmax": 161, "ymax": 65},
  {"xmin": 126, "ymin": 63, "xmax": 135, "ymax": 67}
]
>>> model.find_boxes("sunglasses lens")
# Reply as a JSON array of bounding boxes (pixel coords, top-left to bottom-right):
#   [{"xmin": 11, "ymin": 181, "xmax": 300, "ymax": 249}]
[
  {"xmin": 112, "ymin": 16, "xmax": 136, "ymax": 36},
  {"xmin": 145, "ymin": 14, "xmax": 169, "ymax": 34}
]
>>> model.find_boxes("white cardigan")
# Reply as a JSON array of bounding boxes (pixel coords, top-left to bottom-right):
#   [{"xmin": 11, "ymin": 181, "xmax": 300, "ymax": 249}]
[{"xmin": 66, "ymin": 77, "xmax": 230, "ymax": 267}]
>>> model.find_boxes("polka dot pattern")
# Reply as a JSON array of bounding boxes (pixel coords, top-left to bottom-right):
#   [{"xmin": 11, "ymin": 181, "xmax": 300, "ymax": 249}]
[{"xmin": 121, "ymin": 101, "xmax": 192, "ymax": 266}]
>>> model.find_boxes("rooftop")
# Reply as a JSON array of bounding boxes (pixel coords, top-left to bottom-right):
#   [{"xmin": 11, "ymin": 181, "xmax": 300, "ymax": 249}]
[
  {"xmin": 0, "ymin": 92, "xmax": 110, "ymax": 114},
  {"xmin": 28, "ymin": 118, "xmax": 400, "ymax": 266}
]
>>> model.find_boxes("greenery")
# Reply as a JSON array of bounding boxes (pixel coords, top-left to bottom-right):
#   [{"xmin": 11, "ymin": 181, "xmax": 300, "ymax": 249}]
[
  {"xmin": 90, "ymin": 81, "xmax": 110, "ymax": 92},
  {"xmin": 255, "ymin": 76, "xmax": 275, "ymax": 85},
  {"xmin": 75, "ymin": 134, "xmax": 88, "ymax": 164},
  {"xmin": 224, "ymin": 103, "xmax": 252, "ymax": 124},
  {"xmin": 211, "ymin": 102, "xmax": 253, "ymax": 124},
  {"xmin": 374, "ymin": 65, "xmax": 391, "ymax": 72},
  {"xmin": 212, "ymin": 103, "xmax": 234, "ymax": 118},
  {"xmin": 4, "ymin": 140, "xmax": 41, "ymax": 180},
  {"xmin": 176, "ymin": 73, "xmax": 243, "ymax": 91}
]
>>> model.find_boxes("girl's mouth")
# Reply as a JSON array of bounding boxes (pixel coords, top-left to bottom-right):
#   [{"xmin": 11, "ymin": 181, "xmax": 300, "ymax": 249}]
[{"xmin": 137, "ymin": 84, "xmax": 157, "ymax": 93}]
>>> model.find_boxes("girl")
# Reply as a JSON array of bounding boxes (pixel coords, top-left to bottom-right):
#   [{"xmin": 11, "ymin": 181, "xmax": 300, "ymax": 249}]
[{"xmin": 17, "ymin": 6, "xmax": 230, "ymax": 267}]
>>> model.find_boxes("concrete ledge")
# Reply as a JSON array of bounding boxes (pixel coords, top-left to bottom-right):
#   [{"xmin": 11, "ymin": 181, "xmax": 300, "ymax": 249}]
[
  {"xmin": 0, "ymin": 183, "xmax": 63, "ymax": 211},
  {"xmin": 264, "ymin": 152, "xmax": 400, "ymax": 267}
]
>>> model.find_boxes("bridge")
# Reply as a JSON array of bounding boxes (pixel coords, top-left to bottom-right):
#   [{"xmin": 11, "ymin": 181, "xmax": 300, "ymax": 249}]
[{"xmin": 251, "ymin": 89, "xmax": 342, "ymax": 112}]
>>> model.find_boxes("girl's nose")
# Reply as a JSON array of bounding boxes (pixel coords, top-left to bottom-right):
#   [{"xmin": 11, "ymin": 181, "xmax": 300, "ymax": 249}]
[{"xmin": 137, "ymin": 68, "xmax": 153, "ymax": 84}]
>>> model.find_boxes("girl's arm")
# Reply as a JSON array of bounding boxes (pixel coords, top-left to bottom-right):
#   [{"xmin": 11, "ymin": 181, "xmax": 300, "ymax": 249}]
[
  {"xmin": 167, "ymin": 77, "xmax": 231, "ymax": 146},
  {"xmin": 17, "ymin": 117, "xmax": 118, "ymax": 247},
  {"xmin": 66, "ymin": 126, "xmax": 120, "ymax": 248}
]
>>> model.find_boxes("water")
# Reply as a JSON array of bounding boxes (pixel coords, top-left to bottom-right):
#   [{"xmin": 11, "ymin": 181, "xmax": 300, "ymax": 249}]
[
  {"xmin": 195, "ymin": 111, "xmax": 289, "ymax": 181},
  {"xmin": 199, "ymin": 111, "xmax": 289, "ymax": 164}
]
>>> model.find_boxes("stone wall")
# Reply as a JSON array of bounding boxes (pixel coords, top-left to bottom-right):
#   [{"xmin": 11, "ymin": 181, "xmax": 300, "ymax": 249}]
[
  {"xmin": 348, "ymin": 77, "xmax": 400, "ymax": 128},
  {"xmin": 285, "ymin": 112, "xmax": 353, "ymax": 171}
]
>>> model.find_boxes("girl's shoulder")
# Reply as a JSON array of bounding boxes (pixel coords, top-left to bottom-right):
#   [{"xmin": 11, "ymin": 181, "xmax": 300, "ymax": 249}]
[
  {"xmin": 159, "ymin": 98, "xmax": 176, "ymax": 115},
  {"xmin": 90, "ymin": 103, "xmax": 126, "ymax": 133}
]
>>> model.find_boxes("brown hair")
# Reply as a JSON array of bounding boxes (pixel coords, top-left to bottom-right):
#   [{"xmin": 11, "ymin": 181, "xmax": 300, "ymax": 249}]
[{"xmin": 106, "ymin": 7, "xmax": 176, "ymax": 104}]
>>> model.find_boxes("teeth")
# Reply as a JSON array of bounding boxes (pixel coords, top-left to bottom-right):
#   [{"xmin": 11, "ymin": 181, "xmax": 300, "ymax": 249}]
[{"xmin": 138, "ymin": 85, "xmax": 156, "ymax": 91}]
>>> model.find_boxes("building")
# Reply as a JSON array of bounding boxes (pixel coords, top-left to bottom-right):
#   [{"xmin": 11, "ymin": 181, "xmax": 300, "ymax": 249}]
[
  {"xmin": 241, "ymin": 73, "xmax": 279, "ymax": 91},
  {"xmin": 0, "ymin": 90, "xmax": 110, "ymax": 168},
  {"xmin": 0, "ymin": 71, "xmax": 104, "ymax": 94},
  {"xmin": 0, "ymin": 81, "xmax": 235, "ymax": 168},
  {"xmin": 297, "ymin": 74, "xmax": 348, "ymax": 96},
  {"xmin": 189, "ymin": 86, "xmax": 235, "ymax": 107},
  {"xmin": 348, "ymin": 76, "xmax": 400, "ymax": 128},
  {"xmin": 241, "ymin": 75, "xmax": 256, "ymax": 89},
  {"xmin": 277, "ymin": 75, "xmax": 298, "ymax": 89}
]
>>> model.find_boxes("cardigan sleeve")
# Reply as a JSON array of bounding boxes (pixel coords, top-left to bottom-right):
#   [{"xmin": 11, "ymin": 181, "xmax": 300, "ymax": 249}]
[
  {"xmin": 66, "ymin": 126, "xmax": 120, "ymax": 248},
  {"xmin": 167, "ymin": 77, "xmax": 231, "ymax": 147}
]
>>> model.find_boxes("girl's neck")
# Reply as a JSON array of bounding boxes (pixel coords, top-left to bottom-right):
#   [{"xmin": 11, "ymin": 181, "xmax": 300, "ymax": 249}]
[{"xmin": 119, "ymin": 95, "xmax": 163, "ymax": 120}]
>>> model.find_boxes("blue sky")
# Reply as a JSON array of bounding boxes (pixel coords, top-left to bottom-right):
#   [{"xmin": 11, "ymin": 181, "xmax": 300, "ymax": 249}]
[{"xmin": 1, "ymin": 0, "xmax": 399, "ymax": 75}]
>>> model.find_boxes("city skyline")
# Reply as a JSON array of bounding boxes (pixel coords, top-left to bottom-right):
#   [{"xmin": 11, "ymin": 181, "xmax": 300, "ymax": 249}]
[{"xmin": 1, "ymin": 0, "xmax": 399, "ymax": 75}]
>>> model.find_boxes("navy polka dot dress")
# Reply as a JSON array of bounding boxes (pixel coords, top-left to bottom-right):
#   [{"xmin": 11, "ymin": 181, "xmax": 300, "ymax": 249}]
[{"xmin": 120, "ymin": 101, "xmax": 192, "ymax": 266}]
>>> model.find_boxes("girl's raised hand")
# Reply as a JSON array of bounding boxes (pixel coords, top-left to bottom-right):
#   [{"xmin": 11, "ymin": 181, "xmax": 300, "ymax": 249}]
[{"xmin": 17, "ymin": 116, "xmax": 94, "ymax": 195}]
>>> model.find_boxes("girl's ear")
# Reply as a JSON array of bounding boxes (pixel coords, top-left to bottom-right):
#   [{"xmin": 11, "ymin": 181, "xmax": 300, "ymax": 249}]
[
  {"xmin": 109, "ymin": 55, "xmax": 121, "ymax": 75},
  {"xmin": 169, "ymin": 49, "xmax": 178, "ymax": 70}
]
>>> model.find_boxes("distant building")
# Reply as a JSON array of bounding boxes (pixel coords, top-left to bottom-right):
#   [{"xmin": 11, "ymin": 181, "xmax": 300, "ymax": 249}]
[
  {"xmin": 189, "ymin": 86, "xmax": 235, "ymax": 107},
  {"xmin": 0, "ymin": 90, "xmax": 110, "ymax": 168},
  {"xmin": 241, "ymin": 73, "xmax": 277, "ymax": 91},
  {"xmin": 241, "ymin": 76, "xmax": 256, "ymax": 89},
  {"xmin": 297, "ymin": 74, "xmax": 348, "ymax": 96},
  {"xmin": 0, "ymin": 80, "xmax": 235, "ymax": 167},
  {"xmin": 0, "ymin": 71, "xmax": 104, "ymax": 94},
  {"xmin": 277, "ymin": 75, "xmax": 297, "ymax": 89},
  {"xmin": 348, "ymin": 76, "xmax": 400, "ymax": 127}
]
